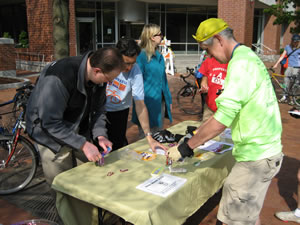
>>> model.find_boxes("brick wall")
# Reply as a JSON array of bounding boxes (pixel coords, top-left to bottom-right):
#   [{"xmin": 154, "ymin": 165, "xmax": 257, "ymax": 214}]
[
  {"xmin": 263, "ymin": 14, "xmax": 281, "ymax": 54},
  {"xmin": 218, "ymin": 0, "xmax": 254, "ymax": 47},
  {"xmin": 282, "ymin": 22, "xmax": 295, "ymax": 49},
  {"xmin": 26, "ymin": 0, "xmax": 54, "ymax": 61},
  {"xmin": 0, "ymin": 38, "xmax": 16, "ymax": 76},
  {"xmin": 26, "ymin": 0, "xmax": 77, "ymax": 61}
]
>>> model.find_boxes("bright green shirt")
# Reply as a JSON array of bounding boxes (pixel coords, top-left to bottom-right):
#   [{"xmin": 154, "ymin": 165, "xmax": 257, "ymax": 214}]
[{"xmin": 214, "ymin": 46, "xmax": 282, "ymax": 161}]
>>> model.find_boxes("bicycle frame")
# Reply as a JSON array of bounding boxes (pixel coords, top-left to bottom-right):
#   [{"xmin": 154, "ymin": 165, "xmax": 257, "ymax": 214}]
[
  {"xmin": 177, "ymin": 67, "xmax": 205, "ymax": 115},
  {"xmin": 1, "ymin": 111, "xmax": 25, "ymax": 168},
  {"xmin": 270, "ymin": 72, "xmax": 285, "ymax": 90},
  {"xmin": 0, "ymin": 83, "xmax": 34, "ymax": 168},
  {"xmin": 269, "ymin": 68, "xmax": 298, "ymax": 98},
  {"xmin": 180, "ymin": 67, "xmax": 200, "ymax": 88}
]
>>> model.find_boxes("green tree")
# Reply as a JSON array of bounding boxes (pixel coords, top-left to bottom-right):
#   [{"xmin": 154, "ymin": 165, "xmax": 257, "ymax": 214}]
[
  {"xmin": 53, "ymin": 0, "xmax": 69, "ymax": 60},
  {"xmin": 264, "ymin": 0, "xmax": 300, "ymax": 33}
]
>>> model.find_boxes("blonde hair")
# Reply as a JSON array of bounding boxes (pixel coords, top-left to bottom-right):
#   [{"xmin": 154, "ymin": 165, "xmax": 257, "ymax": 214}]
[{"xmin": 139, "ymin": 23, "xmax": 161, "ymax": 61}]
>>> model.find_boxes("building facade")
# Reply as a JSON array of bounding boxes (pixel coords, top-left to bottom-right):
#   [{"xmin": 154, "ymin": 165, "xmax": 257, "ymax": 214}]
[{"xmin": 0, "ymin": 0, "xmax": 295, "ymax": 62}]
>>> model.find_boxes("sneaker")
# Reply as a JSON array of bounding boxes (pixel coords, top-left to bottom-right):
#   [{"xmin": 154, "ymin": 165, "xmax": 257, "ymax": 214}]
[
  {"xmin": 278, "ymin": 96, "xmax": 288, "ymax": 103},
  {"xmin": 289, "ymin": 100, "xmax": 295, "ymax": 105},
  {"xmin": 275, "ymin": 211, "xmax": 300, "ymax": 223}
]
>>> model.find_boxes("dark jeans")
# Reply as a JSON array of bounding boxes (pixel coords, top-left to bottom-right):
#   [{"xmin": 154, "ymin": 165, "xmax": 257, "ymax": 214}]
[{"xmin": 106, "ymin": 108, "xmax": 129, "ymax": 151}]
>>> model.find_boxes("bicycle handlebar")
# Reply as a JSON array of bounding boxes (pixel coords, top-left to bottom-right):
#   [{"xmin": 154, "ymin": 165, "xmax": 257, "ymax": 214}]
[
  {"xmin": 16, "ymin": 82, "xmax": 34, "ymax": 92},
  {"xmin": 13, "ymin": 82, "xmax": 35, "ymax": 111},
  {"xmin": 180, "ymin": 67, "xmax": 195, "ymax": 79},
  {"xmin": 179, "ymin": 67, "xmax": 200, "ymax": 87},
  {"xmin": 268, "ymin": 67, "xmax": 275, "ymax": 73},
  {"xmin": 186, "ymin": 67, "xmax": 194, "ymax": 74}
]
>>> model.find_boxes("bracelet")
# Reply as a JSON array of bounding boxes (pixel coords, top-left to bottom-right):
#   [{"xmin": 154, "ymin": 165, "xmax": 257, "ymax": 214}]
[{"xmin": 145, "ymin": 132, "xmax": 152, "ymax": 137}]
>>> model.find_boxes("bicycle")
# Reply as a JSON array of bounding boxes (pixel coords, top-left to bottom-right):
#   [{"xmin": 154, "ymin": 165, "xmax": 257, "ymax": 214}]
[
  {"xmin": 0, "ymin": 82, "xmax": 39, "ymax": 195},
  {"xmin": 268, "ymin": 68, "xmax": 300, "ymax": 106},
  {"xmin": 176, "ymin": 67, "xmax": 206, "ymax": 115}
]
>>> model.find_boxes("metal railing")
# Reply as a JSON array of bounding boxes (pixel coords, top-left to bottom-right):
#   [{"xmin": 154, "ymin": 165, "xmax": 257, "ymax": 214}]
[
  {"xmin": 15, "ymin": 51, "xmax": 49, "ymax": 72},
  {"xmin": 252, "ymin": 43, "xmax": 277, "ymax": 62}
]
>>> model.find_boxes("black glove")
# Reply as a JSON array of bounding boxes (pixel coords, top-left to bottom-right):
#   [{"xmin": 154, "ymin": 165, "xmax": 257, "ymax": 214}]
[
  {"xmin": 164, "ymin": 129, "xmax": 176, "ymax": 142},
  {"xmin": 178, "ymin": 142, "xmax": 194, "ymax": 158},
  {"xmin": 186, "ymin": 126, "xmax": 197, "ymax": 135},
  {"xmin": 174, "ymin": 134, "xmax": 184, "ymax": 142},
  {"xmin": 152, "ymin": 129, "xmax": 176, "ymax": 143}
]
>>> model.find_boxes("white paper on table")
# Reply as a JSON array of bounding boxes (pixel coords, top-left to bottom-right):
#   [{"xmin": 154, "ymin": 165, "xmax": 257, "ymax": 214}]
[
  {"xmin": 220, "ymin": 128, "xmax": 232, "ymax": 139},
  {"xmin": 197, "ymin": 140, "xmax": 233, "ymax": 154},
  {"xmin": 136, "ymin": 173, "xmax": 187, "ymax": 198},
  {"xmin": 288, "ymin": 110, "xmax": 300, "ymax": 116},
  {"xmin": 149, "ymin": 148, "xmax": 165, "ymax": 155}
]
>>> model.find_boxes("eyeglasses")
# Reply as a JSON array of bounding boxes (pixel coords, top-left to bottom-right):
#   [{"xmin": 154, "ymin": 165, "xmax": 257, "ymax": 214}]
[
  {"xmin": 125, "ymin": 62, "xmax": 136, "ymax": 66},
  {"xmin": 102, "ymin": 73, "xmax": 112, "ymax": 82},
  {"xmin": 153, "ymin": 33, "xmax": 163, "ymax": 37}
]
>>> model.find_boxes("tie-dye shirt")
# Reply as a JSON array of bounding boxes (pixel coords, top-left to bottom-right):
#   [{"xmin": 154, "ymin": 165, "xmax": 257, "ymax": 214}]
[{"xmin": 214, "ymin": 45, "xmax": 282, "ymax": 161}]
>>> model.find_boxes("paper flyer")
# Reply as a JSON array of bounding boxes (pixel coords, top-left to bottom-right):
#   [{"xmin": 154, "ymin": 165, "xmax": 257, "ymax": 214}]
[
  {"xmin": 197, "ymin": 140, "xmax": 233, "ymax": 154},
  {"xmin": 136, "ymin": 173, "xmax": 187, "ymax": 198}
]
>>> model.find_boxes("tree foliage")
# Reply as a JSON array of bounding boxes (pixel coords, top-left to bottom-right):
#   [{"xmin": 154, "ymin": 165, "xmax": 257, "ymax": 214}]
[{"xmin": 264, "ymin": 0, "xmax": 300, "ymax": 33}]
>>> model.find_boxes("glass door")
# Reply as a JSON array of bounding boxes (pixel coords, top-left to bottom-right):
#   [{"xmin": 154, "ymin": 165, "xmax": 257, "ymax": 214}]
[{"xmin": 77, "ymin": 17, "xmax": 95, "ymax": 55}]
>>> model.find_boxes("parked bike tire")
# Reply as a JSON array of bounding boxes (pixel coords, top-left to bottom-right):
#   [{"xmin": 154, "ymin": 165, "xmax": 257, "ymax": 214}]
[
  {"xmin": 292, "ymin": 84, "xmax": 300, "ymax": 107},
  {"xmin": 0, "ymin": 134, "xmax": 38, "ymax": 195},
  {"xmin": 177, "ymin": 85, "xmax": 203, "ymax": 115},
  {"xmin": 270, "ymin": 77, "xmax": 281, "ymax": 99}
]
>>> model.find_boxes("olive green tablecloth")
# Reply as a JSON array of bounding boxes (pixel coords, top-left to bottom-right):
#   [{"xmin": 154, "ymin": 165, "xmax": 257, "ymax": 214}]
[{"xmin": 52, "ymin": 120, "xmax": 235, "ymax": 225}]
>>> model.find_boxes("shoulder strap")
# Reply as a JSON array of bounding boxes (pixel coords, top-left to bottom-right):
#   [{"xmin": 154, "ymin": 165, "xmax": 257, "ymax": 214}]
[{"xmin": 287, "ymin": 46, "xmax": 299, "ymax": 58}]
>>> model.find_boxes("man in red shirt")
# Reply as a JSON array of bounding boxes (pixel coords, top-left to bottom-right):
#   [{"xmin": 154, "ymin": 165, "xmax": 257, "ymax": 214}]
[{"xmin": 199, "ymin": 56, "xmax": 228, "ymax": 121}]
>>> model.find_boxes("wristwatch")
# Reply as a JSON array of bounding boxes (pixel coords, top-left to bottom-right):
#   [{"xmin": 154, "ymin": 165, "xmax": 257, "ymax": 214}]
[{"xmin": 145, "ymin": 132, "xmax": 152, "ymax": 137}]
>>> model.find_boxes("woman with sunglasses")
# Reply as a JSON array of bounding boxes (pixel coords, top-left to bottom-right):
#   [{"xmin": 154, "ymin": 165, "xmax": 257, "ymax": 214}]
[{"xmin": 132, "ymin": 23, "xmax": 173, "ymax": 138}]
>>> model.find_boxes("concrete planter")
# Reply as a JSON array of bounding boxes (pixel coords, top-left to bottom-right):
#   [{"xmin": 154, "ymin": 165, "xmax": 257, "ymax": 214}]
[{"xmin": 0, "ymin": 76, "xmax": 30, "ymax": 90}]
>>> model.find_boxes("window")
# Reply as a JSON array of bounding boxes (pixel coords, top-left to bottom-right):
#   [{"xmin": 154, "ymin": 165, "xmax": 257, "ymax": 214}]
[{"xmin": 148, "ymin": 3, "xmax": 217, "ymax": 54}]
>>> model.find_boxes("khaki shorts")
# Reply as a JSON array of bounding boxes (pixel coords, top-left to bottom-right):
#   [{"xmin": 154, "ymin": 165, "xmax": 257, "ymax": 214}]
[
  {"xmin": 217, "ymin": 152, "xmax": 283, "ymax": 225},
  {"xmin": 38, "ymin": 144, "xmax": 88, "ymax": 185}
]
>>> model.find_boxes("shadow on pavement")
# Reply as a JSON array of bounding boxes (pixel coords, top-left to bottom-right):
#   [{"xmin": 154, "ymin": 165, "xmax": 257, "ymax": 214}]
[{"xmin": 276, "ymin": 155, "xmax": 299, "ymax": 210}]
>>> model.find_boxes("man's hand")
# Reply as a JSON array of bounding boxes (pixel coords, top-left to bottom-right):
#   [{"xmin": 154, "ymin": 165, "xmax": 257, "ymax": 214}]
[
  {"xmin": 166, "ymin": 146, "xmax": 182, "ymax": 162},
  {"xmin": 82, "ymin": 141, "xmax": 102, "ymax": 162},
  {"xmin": 167, "ymin": 142, "xmax": 194, "ymax": 162},
  {"xmin": 146, "ymin": 136, "xmax": 167, "ymax": 152},
  {"xmin": 200, "ymin": 76, "xmax": 209, "ymax": 93},
  {"xmin": 97, "ymin": 136, "xmax": 112, "ymax": 154}
]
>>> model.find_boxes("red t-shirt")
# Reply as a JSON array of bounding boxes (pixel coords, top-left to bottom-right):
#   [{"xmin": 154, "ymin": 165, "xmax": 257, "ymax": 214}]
[{"xmin": 199, "ymin": 57, "xmax": 228, "ymax": 112}]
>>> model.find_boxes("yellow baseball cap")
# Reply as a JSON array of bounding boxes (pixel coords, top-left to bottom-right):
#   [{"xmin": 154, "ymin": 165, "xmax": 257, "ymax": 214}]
[{"xmin": 192, "ymin": 18, "xmax": 228, "ymax": 42}]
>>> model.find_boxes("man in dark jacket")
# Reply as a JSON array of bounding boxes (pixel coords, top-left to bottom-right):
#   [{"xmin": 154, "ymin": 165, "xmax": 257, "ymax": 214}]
[{"xmin": 26, "ymin": 47, "xmax": 124, "ymax": 184}]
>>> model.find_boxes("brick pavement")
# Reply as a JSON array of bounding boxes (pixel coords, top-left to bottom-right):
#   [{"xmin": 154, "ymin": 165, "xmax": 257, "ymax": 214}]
[{"xmin": 0, "ymin": 70, "xmax": 300, "ymax": 225}]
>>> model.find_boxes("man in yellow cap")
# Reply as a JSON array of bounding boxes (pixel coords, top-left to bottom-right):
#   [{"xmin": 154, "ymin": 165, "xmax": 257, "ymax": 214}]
[{"xmin": 167, "ymin": 18, "xmax": 283, "ymax": 225}]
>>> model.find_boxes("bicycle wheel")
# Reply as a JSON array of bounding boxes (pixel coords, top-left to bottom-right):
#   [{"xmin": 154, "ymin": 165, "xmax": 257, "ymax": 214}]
[
  {"xmin": 0, "ymin": 135, "xmax": 38, "ymax": 194},
  {"xmin": 270, "ymin": 77, "xmax": 282, "ymax": 99},
  {"xmin": 177, "ymin": 85, "xmax": 203, "ymax": 115},
  {"xmin": 292, "ymin": 84, "xmax": 300, "ymax": 107}
]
